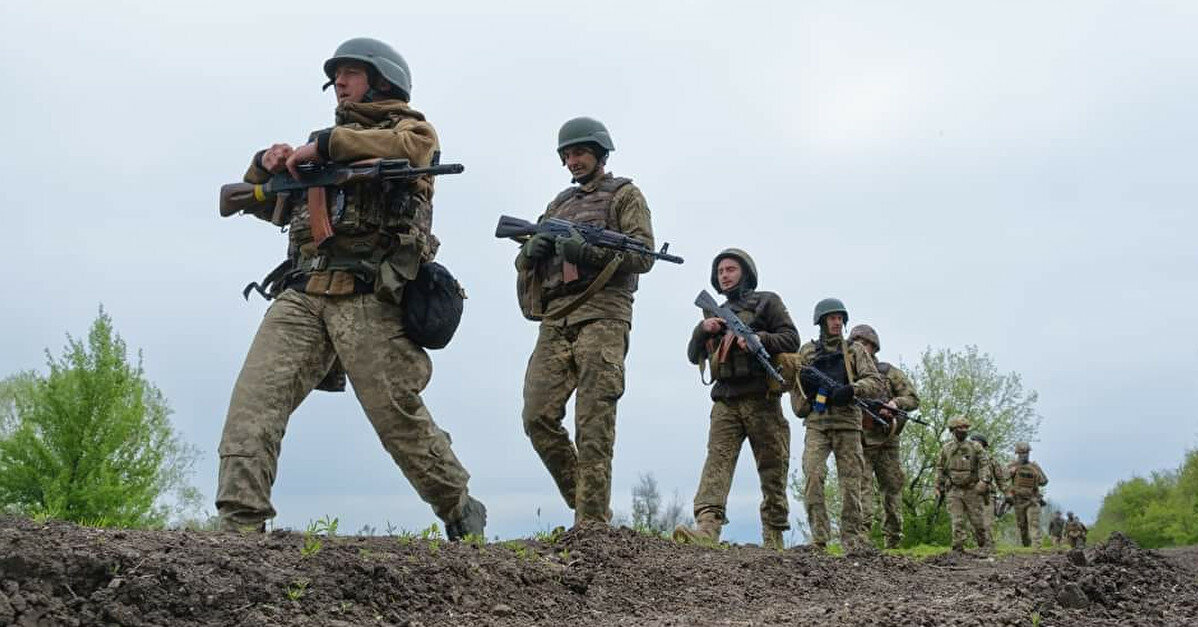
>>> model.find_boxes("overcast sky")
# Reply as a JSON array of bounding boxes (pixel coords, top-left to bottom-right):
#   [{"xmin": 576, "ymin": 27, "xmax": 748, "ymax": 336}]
[{"xmin": 2, "ymin": 1, "xmax": 1195, "ymax": 543}]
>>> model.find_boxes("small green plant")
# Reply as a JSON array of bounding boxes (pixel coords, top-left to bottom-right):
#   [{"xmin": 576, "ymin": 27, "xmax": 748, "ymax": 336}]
[
  {"xmin": 558, "ymin": 549, "xmax": 571, "ymax": 561},
  {"xmin": 337, "ymin": 600, "xmax": 352, "ymax": 613},
  {"xmin": 461, "ymin": 533, "xmax": 487, "ymax": 548},
  {"xmin": 301, "ymin": 515, "xmax": 340, "ymax": 557},
  {"xmin": 419, "ymin": 523, "xmax": 443, "ymax": 541},
  {"xmin": 533, "ymin": 525, "xmax": 566, "ymax": 544},
  {"xmin": 1031, "ymin": 611, "xmax": 1042, "ymax": 626},
  {"xmin": 384, "ymin": 521, "xmax": 399, "ymax": 536},
  {"xmin": 286, "ymin": 578, "xmax": 309, "ymax": 601},
  {"xmin": 396, "ymin": 529, "xmax": 416, "ymax": 546}
]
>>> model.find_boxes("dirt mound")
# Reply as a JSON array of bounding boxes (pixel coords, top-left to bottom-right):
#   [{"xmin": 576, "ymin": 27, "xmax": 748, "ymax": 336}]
[{"xmin": 1, "ymin": 516, "xmax": 1194, "ymax": 626}]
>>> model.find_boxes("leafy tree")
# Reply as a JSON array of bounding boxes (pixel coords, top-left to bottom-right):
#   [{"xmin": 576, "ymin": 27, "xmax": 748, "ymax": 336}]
[
  {"xmin": 0, "ymin": 308, "xmax": 200, "ymax": 527},
  {"xmin": 1091, "ymin": 448, "xmax": 1198, "ymax": 548}
]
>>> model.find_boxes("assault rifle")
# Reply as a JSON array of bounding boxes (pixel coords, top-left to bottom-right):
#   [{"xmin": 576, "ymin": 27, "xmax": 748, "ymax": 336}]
[
  {"xmin": 859, "ymin": 399, "xmax": 930, "ymax": 427},
  {"xmin": 694, "ymin": 290, "xmax": 784, "ymax": 384},
  {"xmin": 220, "ymin": 158, "xmax": 464, "ymax": 247},
  {"xmin": 799, "ymin": 366, "xmax": 891, "ymax": 431},
  {"xmin": 495, "ymin": 215, "xmax": 684, "ymax": 278}
]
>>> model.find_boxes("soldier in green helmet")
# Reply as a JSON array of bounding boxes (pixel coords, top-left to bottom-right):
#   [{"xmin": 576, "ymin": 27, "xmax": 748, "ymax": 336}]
[
  {"xmin": 848, "ymin": 324, "xmax": 920, "ymax": 549},
  {"xmin": 215, "ymin": 38, "xmax": 486, "ymax": 540},
  {"xmin": 1006, "ymin": 441, "xmax": 1048, "ymax": 547},
  {"xmin": 936, "ymin": 416, "xmax": 993, "ymax": 552},
  {"xmin": 673, "ymin": 249, "xmax": 799, "ymax": 549},
  {"xmin": 787, "ymin": 298, "xmax": 884, "ymax": 552},
  {"xmin": 968, "ymin": 433, "xmax": 1008, "ymax": 544},
  {"xmin": 516, "ymin": 117, "xmax": 656, "ymax": 526}
]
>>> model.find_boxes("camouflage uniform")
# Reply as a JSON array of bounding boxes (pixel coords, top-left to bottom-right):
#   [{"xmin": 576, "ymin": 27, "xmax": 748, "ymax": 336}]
[
  {"xmin": 789, "ymin": 334, "xmax": 884, "ymax": 549},
  {"xmin": 859, "ymin": 360, "xmax": 920, "ymax": 549},
  {"xmin": 517, "ymin": 172, "xmax": 655, "ymax": 525},
  {"xmin": 1007, "ymin": 446, "xmax": 1048, "ymax": 547},
  {"xmin": 1048, "ymin": 512, "xmax": 1065, "ymax": 547},
  {"xmin": 1064, "ymin": 514, "xmax": 1087, "ymax": 548},
  {"xmin": 936, "ymin": 434, "xmax": 992, "ymax": 551},
  {"xmin": 217, "ymin": 85, "xmax": 481, "ymax": 530},
  {"xmin": 679, "ymin": 249, "xmax": 799, "ymax": 547},
  {"xmin": 971, "ymin": 436, "xmax": 1008, "ymax": 545}
]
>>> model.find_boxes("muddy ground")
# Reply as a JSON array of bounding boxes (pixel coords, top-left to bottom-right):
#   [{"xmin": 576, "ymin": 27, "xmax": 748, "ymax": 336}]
[{"xmin": 0, "ymin": 516, "xmax": 1195, "ymax": 626}]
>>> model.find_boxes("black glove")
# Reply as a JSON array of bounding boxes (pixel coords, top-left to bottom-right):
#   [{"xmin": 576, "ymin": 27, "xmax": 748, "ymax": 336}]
[
  {"xmin": 829, "ymin": 383, "xmax": 855, "ymax": 406},
  {"xmin": 521, "ymin": 233, "xmax": 556, "ymax": 260},
  {"xmin": 798, "ymin": 369, "xmax": 822, "ymax": 396},
  {"xmin": 555, "ymin": 227, "xmax": 588, "ymax": 263}
]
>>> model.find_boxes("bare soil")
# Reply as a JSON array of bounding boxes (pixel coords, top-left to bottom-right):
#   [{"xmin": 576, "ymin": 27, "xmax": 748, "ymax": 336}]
[{"xmin": 1, "ymin": 516, "xmax": 1195, "ymax": 626}]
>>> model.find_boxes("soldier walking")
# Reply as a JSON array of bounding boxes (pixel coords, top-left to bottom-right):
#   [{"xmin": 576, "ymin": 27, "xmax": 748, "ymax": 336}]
[
  {"xmin": 936, "ymin": 417, "xmax": 992, "ymax": 552},
  {"xmin": 1049, "ymin": 510, "xmax": 1065, "ymax": 548},
  {"xmin": 216, "ymin": 38, "xmax": 485, "ymax": 539},
  {"xmin": 789, "ymin": 299, "xmax": 883, "ymax": 552},
  {"xmin": 1006, "ymin": 442, "xmax": 1049, "ymax": 547},
  {"xmin": 1064, "ymin": 512, "xmax": 1088, "ymax": 548},
  {"xmin": 969, "ymin": 434, "xmax": 1008, "ymax": 546},
  {"xmin": 515, "ymin": 118, "xmax": 656, "ymax": 525},
  {"xmin": 673, "ymin": 249, "xmax": 800, "ymax": 549},
  {"xmin": 849, "ymin": 324, "xmax": 919, "ymax": 549}
]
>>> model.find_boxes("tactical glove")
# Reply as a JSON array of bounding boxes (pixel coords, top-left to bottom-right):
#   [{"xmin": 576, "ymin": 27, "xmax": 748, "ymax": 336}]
[
  {"xmin": 555, "ymin": 227, "xmax": 588, "ymax": 263},
  {"xmin": 829, "ymin": 383, "xmax": 855, "ymax": 406},
  {"xmin": 521, "ymin": 233, "xmax": 556, "ymax": 260}
]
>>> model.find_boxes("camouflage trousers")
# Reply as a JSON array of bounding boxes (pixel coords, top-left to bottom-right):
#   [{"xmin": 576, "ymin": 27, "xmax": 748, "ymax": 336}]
[
  {"xmin": 692, "ymin": 395, "xmax": 790, "ymax": 532},
  {"xmin": 1014, "ymin": 498, "xmax": 1042, "ymax": 547},
  {"xmin": 802, "ymin": 426, "xmax": 865, "ymax": 547},
  {"xmin": 947, "ymin": 487, "xmax": 990, "ymax": 550},
  {"xmin": 216, "ymin": 290, "xmax": 472, "ymax": 529},
  {"xmin": 522, "ymin": 319, "xmax": 628, "ymax": 524},
  {"xmin": 979, "ymin": 492, "xmax": 996, "ymax": 541},
  {"xmin": 862, "ymin": 444, "xmax": 904, "ymax": 548}
]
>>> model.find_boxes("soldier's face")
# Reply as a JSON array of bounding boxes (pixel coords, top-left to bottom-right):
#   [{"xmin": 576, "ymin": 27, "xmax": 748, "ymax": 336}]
[
  {"xmin": 561, "ymin": 146, "xmax": 599, "ymax": 181},
  {"xmin": 716, "ymin": 258, "xmax": 742, "ymax": 292},
  {"xmin": 824, "ymin": 313, "xmax": 844, "ymax": 336},
  {"xmin": 334, "ymin": 62, "xmax": 372, "ymax": 104},
  {"xmin": 952, "ymin": 426, "xmax": 968, "ymax": 441}
]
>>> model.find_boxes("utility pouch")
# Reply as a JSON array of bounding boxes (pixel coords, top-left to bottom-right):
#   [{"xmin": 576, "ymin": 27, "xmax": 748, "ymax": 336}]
[
  {"xmin": 305, "ymin": 270, "xmax": 357, "ymax": 296},
  {"xmin": 375, "ymin": 233, "xmax": 422, "ymax": 305}
]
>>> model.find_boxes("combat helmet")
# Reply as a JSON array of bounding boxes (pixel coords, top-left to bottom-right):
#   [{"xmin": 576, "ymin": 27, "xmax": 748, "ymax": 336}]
[
  {"xmin": 947, "ymin": 416, "xmax": 970, "ymax": 430},
  {"xmin": 848, "ymin": 324, "xmax": 880, "ymax": 351},
  {"xmin": 323, "ymin": 37, "xmax": 412, "ymax": 101},
  {"xmin": 813, "ymin": 297, "xmax": 849, "ymax": 326},
  {"xmin": 969, "ymin": 433, "xmax": 989, "ymax": 447},
  {"xmin": 557, "ymin": 117, "xmax": 615, "ymax": 161},
  {"xmin": 710, "ymin": 248, "xmax": 758, "ymax": 293},
  {"xmin": 1014, "ymin": 442, "xmax": 1031, "ymax": 454}
]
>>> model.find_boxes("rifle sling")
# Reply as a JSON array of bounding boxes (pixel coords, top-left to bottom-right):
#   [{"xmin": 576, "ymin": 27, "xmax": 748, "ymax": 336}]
[{"xmin": 532, "ymin": 253, "xmax": 624, "ymax": 321}]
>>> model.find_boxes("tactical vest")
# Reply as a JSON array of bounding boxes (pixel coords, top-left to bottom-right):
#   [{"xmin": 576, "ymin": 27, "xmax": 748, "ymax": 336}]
[
  {"xmin": 945, "ymin": 441, "xmax": 981, "ymax": 487},
  {"xmin": 539, "ymin": 175, "xmax": 637, "ymax": 299},
  {"xmin": 812, "ymin": 341, "xmax": 851, "ymax": 387},
  {"xmin": 288, "ymin": 123, "xmax": 435, "ymax": 298},
  {"xmin": 1011, "ymin": 463, "xmax": 1041, "ymax": 495},
  {"xmin": 707, "ymin": 293, "xmax": 770, "ymax": 381},
  {"xmin": 876, "ymin": 362, "xmax": 895, "ymax": 402}
]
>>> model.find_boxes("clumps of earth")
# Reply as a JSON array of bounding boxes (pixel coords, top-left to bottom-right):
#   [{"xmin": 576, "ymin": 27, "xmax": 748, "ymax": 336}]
[{"xmin": 1, "ymin": 516, "xmax": 1195, "ymax": 626}]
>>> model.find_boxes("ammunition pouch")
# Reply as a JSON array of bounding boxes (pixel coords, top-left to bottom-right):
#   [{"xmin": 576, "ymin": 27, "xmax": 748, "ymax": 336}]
[{"xmin": 400, "ymin": 261, "xmax": 465, "ymax": 350}]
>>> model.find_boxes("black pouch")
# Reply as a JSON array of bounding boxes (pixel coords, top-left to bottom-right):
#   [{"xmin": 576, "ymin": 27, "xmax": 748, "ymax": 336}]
[{"xmin": 401, "ymin": 261, "xmax": 465, "ymax": 349}]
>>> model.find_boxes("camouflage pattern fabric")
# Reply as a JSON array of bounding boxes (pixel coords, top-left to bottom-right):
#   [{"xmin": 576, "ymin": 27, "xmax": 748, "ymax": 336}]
[
  {"xmin": 790, "ymin": 336, "xmax": 884, "ymax": 431},
  {"xmin": 978, "ymin": 454, "xmax": 1007, "ymax": 542},
  {"xmin": 692, "ymin": 395, "xmax": 791, "ymax": 532},
  {"xmin": 861, "ymin": 445, "xmax": 904, "ymax": 548},
  {"xmin": 1007, "ymin": 460, "xmax": 1048, "ymax": 546},
  {"xmin": 216, "ymin": 290, "xmax": 472, "ymax": 528},
  {"xmin": 801, "ymin": 427, "xmax": 866, "ymax": 548},
  {"xmin": 1065, "ymin": 519, "xmax": 1087, "ymax": 548},
  {"xmin": 946, "ymin": 487, "xmax": 991, "ymax": 550},
  {"xmin": 522, "ymin": 318, "xmax": 629, "ymax": 524},
  {"xmin": 1049, "ymin": 513, "xmax": 1065, "ymax": 547},
  {"xmin": 1014, "ymin": 499, "xmax": 1043, "ymax": 547}
]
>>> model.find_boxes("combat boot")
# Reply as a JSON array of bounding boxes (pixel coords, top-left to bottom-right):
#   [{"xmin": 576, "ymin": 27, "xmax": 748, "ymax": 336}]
[
  {"xmin": 762, "ymin": 526, "xmax": 785, "ymax": 550},
  {"xmin": 445, "ymin": 496, "xmax": 487, "ymax": 541},
  {"xmin": 672, "ymin": 514, "xmax": 722, "ymax": 545}
]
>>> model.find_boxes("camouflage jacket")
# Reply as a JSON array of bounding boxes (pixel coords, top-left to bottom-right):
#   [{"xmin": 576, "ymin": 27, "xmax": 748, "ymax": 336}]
[
  {"xmin": 687, "ymin": 289, "xmax": 800, "ymax": 400},
  {"xmin": 1006, "ymin": 461, "xmax": 1048, "ymax": 500},
  {"xmin": 788, "ymin": 335, "xmax": 884, "ymax": 431},
  {"xmin": 937, "ymin": 439, "xmax": 992, "ymax": 491},
  {"xmin": 861, "ymin": 361, "xmax": 920, "ymax": 448}
]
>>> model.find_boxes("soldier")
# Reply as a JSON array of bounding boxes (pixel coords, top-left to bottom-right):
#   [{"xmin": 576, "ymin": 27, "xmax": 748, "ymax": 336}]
[
  {"xmin": 968, "ymin": 433, "xmax": 1008, "ymax": 546},
  {"xmin": 1048, "ymin": 510, "xmax": 1065, "ymax": 547},
  {"xmin": 673, "ymin": 249, "xmax": 800, "ymax": 549},
  {"xmin": 1006, "ymin": 441, "xmax": 1048, "ymax": 547},
  {"xmin": 215, "ymin": 38, "xmax": 486, "ymax": 539},
  {"xmin": 1064, "ymin": 511, "xmax": 1088, "ymax": 548},
  {"xmin": 935, "ymin": 417, "xmax": 992, "ymax": 552},
  {"xmin": 788, "ymin": 299, "xmax": 884, "ymax": 552},
  {"xmin": 849, "ymin": 324, "xmax": 919, "ymax": 549},
  {"xmin": 516, "ymin": 117, "xmax": 656, "ymax": 525}
]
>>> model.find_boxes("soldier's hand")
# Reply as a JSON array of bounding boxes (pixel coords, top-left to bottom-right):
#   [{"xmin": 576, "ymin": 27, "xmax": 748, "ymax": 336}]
[
  {"xmin": 701, "ymin": 318, "xmax": 725, "ymax": 334},
  {"xmin": 261, "ymin": 143, "xmax": 294, "ymax": 173},
  {"xmin": 974, "ymin": 481, "xmax": 990, "ymax": 495},
  {"xmin": 555, "ymin": 227, "xmax": 587, "ymax": 263},
  {"xmin": 879, "ymin": 400, "xmax": 898, "ymax": 419},
  {"xmin": 521, "ymin": 233, "xmax": 556, "ymax": 260},
  {"xmin": 285, "ymin": 142, "xmax": 323, "ymax": 179},
  {"xmin": 736, "ymin": 334, "xmax": 758, "ymax": 351}
]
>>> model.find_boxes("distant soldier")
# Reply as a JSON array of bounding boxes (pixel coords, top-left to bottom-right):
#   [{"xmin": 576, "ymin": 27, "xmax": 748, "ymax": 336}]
[
  {"xmin": 1048, "ymin": 511, "xmax": 1065, "ymax": 547},
  {"xmin": 968, "ymin": 434, "xmax": 1007, "ymax": 544},
  {"xmin": 849, "ymin": 324, "xmax": 920, "ymax": 549},
  {"xmin": 936, "ymin": 416, "xmax": 992, "ymax": 552},
  {"xmin": 1064, "ymin": 512, "xmax": 1087, "ymax": 549},
  {"xmin": 516, "ymin": 117, "xmax": 656, "ymax": 526},
  {"xmin": 674, "ymin": 249, "xmax": 800, "ymax": 549},
  {"xmin": 789, "ymin": 299, "xmax": 884, "ymax": 552},
  {"xmin": 1006, "ymin": 442, "xmax": 1048, "ymax": 547}
]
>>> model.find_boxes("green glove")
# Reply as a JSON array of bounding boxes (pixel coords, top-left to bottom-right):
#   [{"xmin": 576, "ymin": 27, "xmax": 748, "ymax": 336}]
[
  {"xmin": 555, "ymin": 227, "xmax": 588, "ymax": 263},
  {"xmin": 521, "ymin": 233, "xmax": 556, "ymax": 260}
]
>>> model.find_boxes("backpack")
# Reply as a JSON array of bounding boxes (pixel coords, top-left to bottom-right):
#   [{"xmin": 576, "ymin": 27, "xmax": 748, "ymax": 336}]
[{"xmin": 402, "ymin": 262, "xmax": 465, "ymax": 349}]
